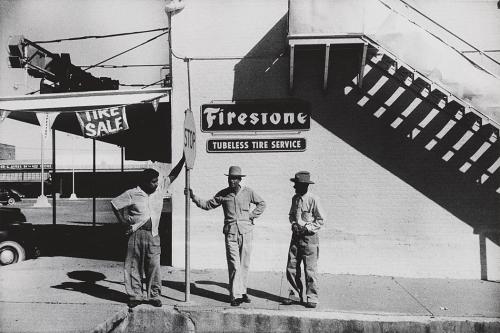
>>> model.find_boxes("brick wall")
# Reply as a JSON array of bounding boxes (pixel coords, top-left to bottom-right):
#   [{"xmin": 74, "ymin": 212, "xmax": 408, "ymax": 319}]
[{"xmin": 169, "ymin": 0, "xmax": 499, "ymax": 279}]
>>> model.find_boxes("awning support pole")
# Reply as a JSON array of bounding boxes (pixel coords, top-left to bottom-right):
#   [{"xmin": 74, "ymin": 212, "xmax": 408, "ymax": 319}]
[
  {"xmin": 121, "ymin": 146, "xmax": 124, "ymax": 172},
  {"xmin": 323, "ymin": 44, "xmax": 331, "ymax": 90},
  {"xmin": 41, "ymin": 134, "xmax": 44, "ymax": 198},
  {"xmin": 289, "ymin": 45, "xmax": 295, "ymax": 91},
  {"xmin": 358, "ymin": 43, "xmax": 368, "ymax": 89},
  {"xmin": 52, "ymin": 128, "xmax": 56, "ymax": 225},
  {"xmin": 92, "ymin": 139, "xmax": 96, "ymax": 227}
]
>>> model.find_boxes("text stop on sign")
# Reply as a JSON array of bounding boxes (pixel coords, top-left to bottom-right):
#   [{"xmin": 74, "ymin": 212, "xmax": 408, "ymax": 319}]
[{"xmin": 183, "ymin": 109, "xmax": 196, "ymax": 169}]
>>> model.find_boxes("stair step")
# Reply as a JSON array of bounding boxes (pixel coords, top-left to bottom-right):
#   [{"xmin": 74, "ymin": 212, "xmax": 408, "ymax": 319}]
[
  {"xmin": 482, "ymin": 167, "xmax": 500, "ymax": 193},
  {"xmin": 442, "ymin": 100, "xmax": 465, "ymax": 120},
  {"xmin": 393, "ymin": 66, "xmax": 413, "ymax": 86},
  {"xmin": 447, "ymin": 125, "xmax": 499, "ymax": 172},
  {"xmin": 427, "ymin": 89, "xmax": 448, "ymax": 109},
  {"xmin": 412, "ymin": 76, "xmax": 432, "ymax": 97}
]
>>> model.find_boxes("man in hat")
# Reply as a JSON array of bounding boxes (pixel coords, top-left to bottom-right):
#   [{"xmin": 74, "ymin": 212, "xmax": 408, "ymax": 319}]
[
  {"xmin": 189, "ymin": 166, "xmax": 266, "ymax": 306},
  {"xmin": 283, "ymin": 171, "xmax": 325, "ymax": 308},
  {"xmin": 111, "ymin": 155, "xmax": 185, "ymax": 308}
]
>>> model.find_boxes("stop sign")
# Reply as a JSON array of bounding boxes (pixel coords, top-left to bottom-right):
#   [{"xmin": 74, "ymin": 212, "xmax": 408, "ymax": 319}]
[{"xmin": 183, "ymin": 109, "xmax": 196, "ymax": 169}]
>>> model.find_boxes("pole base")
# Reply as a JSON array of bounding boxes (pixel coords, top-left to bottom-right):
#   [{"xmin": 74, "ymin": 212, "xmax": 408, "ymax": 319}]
[
  {"xmin": 33, "ymin": 195, "xmax": 51, "ymax": 207},
  {"xmin": 69, "ymin": 193, "xmax": 78, "ymax": 200}
]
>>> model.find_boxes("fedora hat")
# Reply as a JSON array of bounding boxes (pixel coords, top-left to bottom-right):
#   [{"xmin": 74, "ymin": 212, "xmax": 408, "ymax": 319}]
[
  {"xmin": 290, "ymin": 171, "xmax": 314, "ymax": 184},
  {"xmin": 225, "ymin": 166, "xmax": 246, "ymax": 177}
]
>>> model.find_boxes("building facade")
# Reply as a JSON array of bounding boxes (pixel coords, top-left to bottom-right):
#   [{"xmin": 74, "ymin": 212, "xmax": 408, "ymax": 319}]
[
  {"xmin": 1, "ymin": 0, "xmax": 498, "ymax": 280},
  {"xmin": 168, "ymin": 0, "xmax": 500, "ymax": 279},
  {"xmin": 0, "ymin": 143, "xmax": 15, "ymax": 160}
]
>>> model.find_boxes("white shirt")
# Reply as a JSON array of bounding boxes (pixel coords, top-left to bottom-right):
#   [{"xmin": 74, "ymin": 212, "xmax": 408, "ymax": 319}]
[
  {"xmin": 289, "ymin": 192, "xmax": 325, "ymax": 233},
  {"xmin": 111, "ymin": 178, "xmax": 171, "ymax": 237}
]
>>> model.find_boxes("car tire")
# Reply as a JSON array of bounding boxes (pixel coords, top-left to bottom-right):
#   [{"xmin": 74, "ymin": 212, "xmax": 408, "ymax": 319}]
[
  {"xmin": 0, "ymin": 241, "xmax": 26, "ymax": 266},
  {"xmin": 7, "ymin": 197, "xmax": 15, "ymax": 205}
]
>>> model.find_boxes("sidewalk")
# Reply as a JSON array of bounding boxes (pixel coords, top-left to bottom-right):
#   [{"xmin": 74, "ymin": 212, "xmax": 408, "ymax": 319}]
[{"xmin": 0, "ymin": 257, "xmax": 499, "ymax": 332}]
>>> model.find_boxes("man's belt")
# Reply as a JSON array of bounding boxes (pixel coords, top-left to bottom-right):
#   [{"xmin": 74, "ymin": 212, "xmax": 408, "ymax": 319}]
[{"xmin": 138, "ymin": 220, "xmax": 153, "ymax": 231}]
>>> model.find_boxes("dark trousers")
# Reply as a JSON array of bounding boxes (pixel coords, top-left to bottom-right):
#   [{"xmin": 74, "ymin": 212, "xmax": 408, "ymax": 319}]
[
  {"xmin": 286, "ymin": 233, "xmax": 319, "ymax": 303},
  {"xmin": 124, "ymin": 226, "xmax": 161, "ymax": 301}
]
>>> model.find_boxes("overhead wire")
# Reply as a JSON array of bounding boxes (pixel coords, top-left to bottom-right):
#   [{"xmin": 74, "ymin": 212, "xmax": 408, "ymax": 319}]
[
  {"xmin": 82, "ymin": 30, "xmax": 169, "ymax": 71},
  {"xmin": 76, "ymin": 64, "xmax": 169, "ymax": 68},
  {"xmin": 33, "ymin": 27, "xmax": 169, "ymax": 44},
  {"xmin": 25, "ymin": 30, "xmax": 169, "ymax": 95},
  {"xmin": 120, "ymin": 81, "xmax": 163, "ymax": 87},
  {"xmin": 140, "ymin": 78, "xmax": 165, "ymax": 89}
]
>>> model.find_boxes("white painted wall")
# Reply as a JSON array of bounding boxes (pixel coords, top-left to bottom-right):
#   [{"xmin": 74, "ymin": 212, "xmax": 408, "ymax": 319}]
[{"xmin": 170, "ymin": 0, "xmax": 500, "ymax": 279}]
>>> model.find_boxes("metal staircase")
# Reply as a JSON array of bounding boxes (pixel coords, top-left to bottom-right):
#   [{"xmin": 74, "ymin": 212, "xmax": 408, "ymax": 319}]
[
  {"xmin": 288, "ymin": 0, "xmax": 500, "ymax": 196},
  {"xmin": 343, "ymin": 37, "xmax": 500, "ymax": 197}
]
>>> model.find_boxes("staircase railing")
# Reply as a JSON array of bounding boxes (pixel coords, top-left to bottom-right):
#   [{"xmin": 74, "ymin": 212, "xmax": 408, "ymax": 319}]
[{"xmin": 376, "ymin": 0, "xmax": 500, "ymax": 78}]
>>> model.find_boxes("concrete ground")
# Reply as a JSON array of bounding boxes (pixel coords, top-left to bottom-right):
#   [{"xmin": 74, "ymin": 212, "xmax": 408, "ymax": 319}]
[
  {"xmin": 2, "ymin": 199, "xmax": 499, "ymax": 331},
  {"xmin": 1, "ymin": 257, "xmax": 499, "ymax": 332}
]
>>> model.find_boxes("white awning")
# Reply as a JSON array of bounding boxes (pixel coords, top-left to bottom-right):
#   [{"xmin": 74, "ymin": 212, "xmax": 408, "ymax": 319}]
[{"xmin": 0, "ymin": 88, "xmax": 170, "ymax": 113}]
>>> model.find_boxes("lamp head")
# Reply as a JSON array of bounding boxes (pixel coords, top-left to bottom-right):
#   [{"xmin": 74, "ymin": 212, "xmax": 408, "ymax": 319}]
[{"xmin": 165, "ymin": 0, "xmax": 185, "ymax": 14}]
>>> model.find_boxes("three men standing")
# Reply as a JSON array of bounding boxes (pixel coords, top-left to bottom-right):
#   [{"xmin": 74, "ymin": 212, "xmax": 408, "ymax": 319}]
[
  {"xmin": 189, "ymin": 166, "xmax": 266, "ymax": 306},
  {"xmin": 113, "ymin": 163, "xmax": 322, "ymax": 309},
  {"xmin": 111, "ymin": 156, "xmax": 185, "ymax": 308}
]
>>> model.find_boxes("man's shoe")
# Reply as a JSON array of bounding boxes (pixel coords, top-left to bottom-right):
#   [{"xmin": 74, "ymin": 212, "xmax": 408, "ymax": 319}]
[
  {"xmin": 230, "ymin": 298, "xmax": 243, "ymax": 307},
  {"xmin": 241, "ymin": 294, "xmax": 251, "ymax": 303},
  {"xmin": 281, "ymin": 298, "xmax": 294, "ymax": 305},
  {"xmin": 127, "ymin": 299, "xmax": 142, "ymax": 308},
  {"xmin": 305, "ymin": 302, "xmax": 317, "ymax": 308},
  {"xmin": 149, "ymin": 298, "xmax": 162, "ymax": 307}
]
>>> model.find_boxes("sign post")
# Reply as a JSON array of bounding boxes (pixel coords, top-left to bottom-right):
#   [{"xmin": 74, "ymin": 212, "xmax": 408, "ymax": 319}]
[{"xmin": 183, "ymin": 108, "xmax": 196, "ymax": 302}]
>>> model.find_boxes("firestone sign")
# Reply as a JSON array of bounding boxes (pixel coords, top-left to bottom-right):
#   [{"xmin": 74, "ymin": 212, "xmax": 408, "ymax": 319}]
[
  {"xmin": 201, "ymin": 99, "xmax": 310, "ymax": 132},
  {"xmin": 207, "ymin": 138, "xmax": 306, "ymax": 153}
]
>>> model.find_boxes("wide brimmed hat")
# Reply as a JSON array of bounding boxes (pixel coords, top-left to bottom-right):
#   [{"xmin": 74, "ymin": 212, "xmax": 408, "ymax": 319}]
[
  {"xmin": 290, "ymin": 171, "xmax": 314, "ymax": 184},
  {"xmin": 225, "ymin": 166, "xmax": 246, "ymax": 177}
]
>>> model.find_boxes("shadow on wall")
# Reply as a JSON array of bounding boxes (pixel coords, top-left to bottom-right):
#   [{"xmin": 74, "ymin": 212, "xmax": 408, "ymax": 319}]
[{"xmin": 232, "ymin": 15, "xmax": 500, "ymax": 246}]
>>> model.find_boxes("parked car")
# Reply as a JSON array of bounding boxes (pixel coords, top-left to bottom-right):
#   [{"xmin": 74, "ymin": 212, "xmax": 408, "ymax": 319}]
[
  {"xmin": 0, "ymin": 207, "xmax": 39, "ymax": 266},
  {"xmin": 0, "ymin": 187, "xmax": 24, "ymax": 205}
]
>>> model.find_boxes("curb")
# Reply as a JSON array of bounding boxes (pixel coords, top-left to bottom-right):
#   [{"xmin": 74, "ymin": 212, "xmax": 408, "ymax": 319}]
[
  {"xmin": 93, "ymin": 305, "xmax": 500, "ymax": 333},
  {"xmin": 92, "ymin": 308, "xmax": 129, "ymax": 333}
]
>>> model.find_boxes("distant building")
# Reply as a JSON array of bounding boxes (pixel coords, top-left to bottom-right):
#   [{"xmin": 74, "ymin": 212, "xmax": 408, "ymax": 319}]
[
  {"xmin": 0, "ymin": 159, "xmax": 149, "ymax": 198},
  {"xmin": 0, "ymin": 143, "xmax": 15, "ymax": 160}
]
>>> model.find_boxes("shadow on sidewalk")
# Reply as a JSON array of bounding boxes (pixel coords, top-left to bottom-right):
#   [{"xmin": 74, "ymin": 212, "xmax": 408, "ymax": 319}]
[
  {"xmin": 196, "ymin": 280, "xmax": 285, "ymax": 303},
  {"xmin": 163, "ymin": 280, "xmax": 285, "ymax": 303},
  {"xmin": 51, "ymin": 270, "xmax": 128, "ymax": 304},
  {"xmin": 163, "ymin": 280, "xmax": 229, "ymax": 303}
]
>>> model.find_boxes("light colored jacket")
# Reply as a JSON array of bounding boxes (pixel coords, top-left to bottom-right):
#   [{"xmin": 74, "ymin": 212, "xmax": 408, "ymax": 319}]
[
  {"xmin": 289, "ymin": 192, "xmax": 325, "ymax": 233},
  {"xmin": 192, "ymin": 186, "xmax": 266, "ymax": 234}
]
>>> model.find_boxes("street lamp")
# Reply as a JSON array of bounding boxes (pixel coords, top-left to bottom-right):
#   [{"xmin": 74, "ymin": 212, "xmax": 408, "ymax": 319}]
[{"xmin": 165, "ymin": 0, "xmax": 185, "ymax": 14}]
